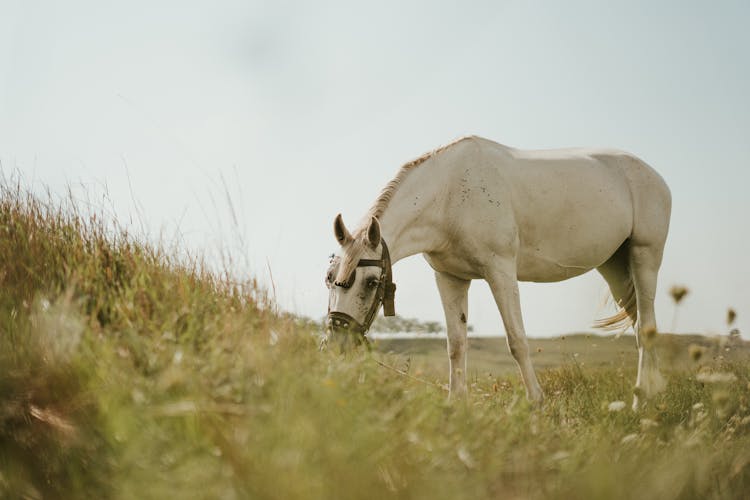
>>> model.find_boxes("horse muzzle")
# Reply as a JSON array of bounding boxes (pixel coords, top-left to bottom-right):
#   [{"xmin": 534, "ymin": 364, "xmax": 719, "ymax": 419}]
[{"xmin": 325, "ymin": 312, "xmax": 368, "ymax": 351}]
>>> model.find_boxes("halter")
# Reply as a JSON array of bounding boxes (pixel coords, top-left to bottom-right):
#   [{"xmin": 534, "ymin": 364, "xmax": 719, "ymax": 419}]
[{"xmin": 326, "ymin": 239, "xmax": 397, "ymax": 337}]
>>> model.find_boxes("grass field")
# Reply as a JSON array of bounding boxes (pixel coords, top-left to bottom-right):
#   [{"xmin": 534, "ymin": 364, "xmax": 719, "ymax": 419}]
[
  {"xmin": 373, "ymin": 333, "xmax": 750, "ymax": 380},
  {"xmin": 3, "ymin": 182, "xmax": 750, "ymax": 499}
]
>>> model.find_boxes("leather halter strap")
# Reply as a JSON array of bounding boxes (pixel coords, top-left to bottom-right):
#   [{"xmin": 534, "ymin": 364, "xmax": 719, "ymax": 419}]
[
  {"xmin": 327, "ymin": 239, "xmax": 397, "ymax": 336},
  {"xmin": 363, "ymin": 239, "xmax": 396, "ymax": 320},
  {"xmin": 351, "ymin": 239, "xmax": 396, "ymax": 333}
]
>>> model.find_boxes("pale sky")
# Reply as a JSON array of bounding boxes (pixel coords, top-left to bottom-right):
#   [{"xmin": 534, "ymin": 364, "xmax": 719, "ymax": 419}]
[{"xmin": 2, "ymin": 0, "xmax": 748, "ymax": 338}]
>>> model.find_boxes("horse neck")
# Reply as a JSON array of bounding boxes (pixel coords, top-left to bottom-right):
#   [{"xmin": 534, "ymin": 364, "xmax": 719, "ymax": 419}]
[{"xmin": 376, "ymin": 163, "xmax": 448, "ymax": 263}]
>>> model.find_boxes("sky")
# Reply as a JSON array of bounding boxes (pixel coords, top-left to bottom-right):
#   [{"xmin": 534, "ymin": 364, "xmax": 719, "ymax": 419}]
[{"xmin": 1, "ymin": 0, "xmax": 748, "ymax": 338}]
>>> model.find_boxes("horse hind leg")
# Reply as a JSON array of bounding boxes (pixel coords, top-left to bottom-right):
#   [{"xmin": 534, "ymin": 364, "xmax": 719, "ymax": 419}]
[
  {"xmin": 616, "ymin": 154, "xmax": 671, "ymax": 409},
  {"xmin": 595, "ymin": 242, "xmax": 637, "ymax": 332},
  {"xmin": 597, "ymin": 240, "xmax": 666, "ymax": 409},
  {"xmin": 629, "ymin": 242, "xmax": 667, "ymax": 409}
]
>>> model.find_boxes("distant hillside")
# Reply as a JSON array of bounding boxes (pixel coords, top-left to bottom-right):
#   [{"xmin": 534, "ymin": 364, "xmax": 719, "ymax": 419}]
[{"xmin": 373, "ymin": 332, "xmax": 750, "ymax": 377}]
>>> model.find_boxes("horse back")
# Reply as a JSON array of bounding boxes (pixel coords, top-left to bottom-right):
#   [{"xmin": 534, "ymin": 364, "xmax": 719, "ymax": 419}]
[{"xmin": 448, "ymin": 139, "xmax": 662, "ymax": 281}]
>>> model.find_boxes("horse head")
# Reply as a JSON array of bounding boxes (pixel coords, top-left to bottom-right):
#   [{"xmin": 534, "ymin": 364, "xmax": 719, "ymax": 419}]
[{"xmin": 324, "ymin": 214, "xmax": 395, "ymax": 351}]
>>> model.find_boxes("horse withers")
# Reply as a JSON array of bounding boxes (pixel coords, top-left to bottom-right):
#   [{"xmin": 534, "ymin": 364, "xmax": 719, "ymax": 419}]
[{"xmin": 325, "ymin": 136, "xmax": 671, "ymax": 409}]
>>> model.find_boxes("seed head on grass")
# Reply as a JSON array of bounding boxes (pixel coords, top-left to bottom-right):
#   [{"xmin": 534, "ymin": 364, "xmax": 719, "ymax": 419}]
[
  {"xmin": 689, "ymin": 344, "xmax": 707, "ymax": 362},
  {"xmin": 727, "ymin": 308, "xmax": 737, "ymax": 327},
  {"xmin": 669, "ymin": 285, "xmax": 689, "ymax": 332},
  {"xmin": 642, "ymin": 326, "xmax": 658, "ymax": 348},
  {"xmin": 669, "ymin": 285, "xmax": 689, "ymax": 304}
]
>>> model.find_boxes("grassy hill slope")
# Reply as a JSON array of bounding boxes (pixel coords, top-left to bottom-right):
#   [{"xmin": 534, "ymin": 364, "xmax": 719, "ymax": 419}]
[{"xmin": 2, "ymin": 182, "xmax": 750, "ymax": 499}]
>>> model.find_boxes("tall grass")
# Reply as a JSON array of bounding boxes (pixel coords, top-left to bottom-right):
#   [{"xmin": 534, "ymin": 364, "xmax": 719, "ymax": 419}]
[{"xmin": 2, "ymin": 180, "xmax": 750, "ymax": 499}]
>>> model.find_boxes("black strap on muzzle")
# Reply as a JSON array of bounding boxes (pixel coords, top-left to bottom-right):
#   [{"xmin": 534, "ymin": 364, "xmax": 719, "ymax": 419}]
[
  {"xmin": 327, "ymin": 239, "xmax": 397, "ymax": 337},
  {"xmin": 322, "ymin": 311, "xmax": 371, "ymax": 351},
  {"xmin": 327, "ymin": 311, "xmax": 366, "ymax": 335}
]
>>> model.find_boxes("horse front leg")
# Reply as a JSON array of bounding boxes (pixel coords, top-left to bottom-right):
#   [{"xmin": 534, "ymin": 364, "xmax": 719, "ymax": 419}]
[
  {"xmin": 486, "ymin": 265, "xmax": 544, "ymax": 405},
  {"xmin": 434, "ymin": 271, "xmax": 471, "ymax": 400}
]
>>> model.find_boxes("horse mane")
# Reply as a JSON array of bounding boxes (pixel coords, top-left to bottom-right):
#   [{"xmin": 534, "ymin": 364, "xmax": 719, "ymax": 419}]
[
  {"xmin": 363, "ymin": 136, "xmax": 474, "ymax": 223},
  {"xmin": 340, "ymin": 136, "xmax": 474, "ymax": 280}
]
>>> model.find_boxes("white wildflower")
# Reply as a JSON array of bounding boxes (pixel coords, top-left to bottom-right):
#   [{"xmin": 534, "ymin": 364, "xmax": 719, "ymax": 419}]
[
  {"xmin": 550, "ymin": 451, "xmax": 570, "ymax": 461},
  {"xmin": 621, "ymin": 433, "xmax": 638, "ymax": 444},
  {"xmin": 269, "ymin": 329, "xmax": 279, "ymax": 346},
  {"xmin": 457, "ymin": 446, "xmax": 476, "ymax": 469},
  {"xmin": 608, "ymin": 401, "xmax": 627, "ymax": 412},
  {"xmin": 640, "ymin": 418, "xmax": 659, "ymax": 430}
]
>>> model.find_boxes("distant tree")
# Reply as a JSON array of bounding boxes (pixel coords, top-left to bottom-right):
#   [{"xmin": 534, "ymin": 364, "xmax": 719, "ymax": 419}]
[{"xmin": 371, "ymin": 314, "xmax": 445, "ymax": 334}]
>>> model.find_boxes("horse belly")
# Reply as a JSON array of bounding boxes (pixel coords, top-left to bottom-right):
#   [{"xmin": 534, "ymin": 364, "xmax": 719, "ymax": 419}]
[{"xmin": 512, "ymin": 165, "xmax": 633, "ymax": 283}]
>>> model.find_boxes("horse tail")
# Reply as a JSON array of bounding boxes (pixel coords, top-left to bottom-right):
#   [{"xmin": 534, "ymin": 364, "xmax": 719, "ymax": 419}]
[{"xmin": 593, "ymin": 247, "xmax": 638, "ymax": 332}]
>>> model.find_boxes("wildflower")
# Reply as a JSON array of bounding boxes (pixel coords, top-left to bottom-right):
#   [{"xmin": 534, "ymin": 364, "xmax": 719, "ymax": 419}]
[
  {"xmin": 457, "ymin": 446, "xmax": 476, "ymax": 469},
  {"xmin": 694, "ymin": 410, "xmax": 708, "ymax": 424},
  {"xmin": 621, "ymin": 433, "xmax": 638, "ymax": 444},
  {"xmin": 669, "ymin": 285, "xmax": 690, "ymax": 331},
  {"xmin": 642, "ymin": 326, "xmax": 658, "ymax": 347},
  {"xmin": 640, "ymin": 418, "xmax": 658, "ymax": 430},
  {"xmin": 688, "ymin": 344, "xmax": 707, "ymax": 362},
  {"xmin": 269, "ymin": 330, "xmax": 279, "ymax": 346},
  {"xmin": 727, "ymin": 308, "xmax": 737, "ymax": 326},
  {"xmin": 670, "ymin": 285, "xmax": 689, "ymax": 304},
  {"xmin": 608, "ymin": 401, "xmax": 627, "ymax": 412}
]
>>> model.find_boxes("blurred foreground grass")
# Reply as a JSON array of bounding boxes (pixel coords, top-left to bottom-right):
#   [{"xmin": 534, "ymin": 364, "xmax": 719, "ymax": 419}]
[{"xmin": 2, "ymin": 181, "xmax": 750, "ymax": 499}]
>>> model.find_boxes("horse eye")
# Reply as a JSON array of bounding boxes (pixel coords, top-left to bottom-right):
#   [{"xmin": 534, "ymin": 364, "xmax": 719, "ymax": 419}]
[{"xmin": 367, "ymin": 278, "xmax": 380, "ymax": 288}]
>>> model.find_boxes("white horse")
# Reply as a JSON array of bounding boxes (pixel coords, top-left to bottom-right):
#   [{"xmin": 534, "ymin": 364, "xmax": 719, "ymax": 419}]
[{"xmin": 325, "ymin": 136, "xmax": 671, "ymax": 409}]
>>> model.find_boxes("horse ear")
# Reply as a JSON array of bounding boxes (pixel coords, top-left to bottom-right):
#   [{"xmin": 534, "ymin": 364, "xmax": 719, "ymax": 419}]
[
  {"xmin": 366, "ymin": 216, "xmax": 381, "ymax": 248},
  {"xmin": 333, "ymin": 213, "xmax": 352, "ymax": 245}
]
